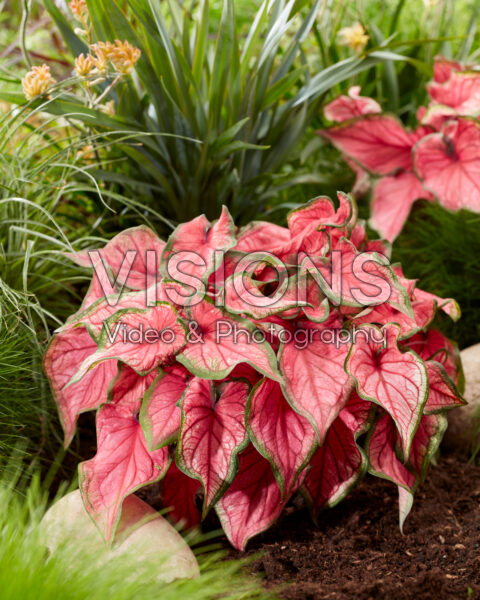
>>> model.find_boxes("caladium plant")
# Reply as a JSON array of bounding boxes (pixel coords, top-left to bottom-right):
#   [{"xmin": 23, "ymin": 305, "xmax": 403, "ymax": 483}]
[
  {"xmin": 322, "ymin": 56, "xmax": 480, "ymax": 242},
  {"xmin": 44, "ymin": 197, "xmax": 465, "ymax": 550}
]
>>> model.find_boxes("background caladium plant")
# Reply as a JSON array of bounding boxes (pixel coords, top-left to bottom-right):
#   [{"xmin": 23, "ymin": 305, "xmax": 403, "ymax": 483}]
[
  {"xmin": 321, "ymin": 56, "xmax": 480, "ymax": 242},
  {"xmin": 44, "ymin": 196, "xmax": 465, "ymax": 551}
]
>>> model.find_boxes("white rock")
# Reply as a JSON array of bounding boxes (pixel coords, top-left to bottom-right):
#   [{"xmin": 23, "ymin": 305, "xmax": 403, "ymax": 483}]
[
  {"xmin": 40, "ymin": 490, "xmax": 200, "ymax": 583},
  {"xmin": 444, "ymin": 343, "xmax": 480, "ymax": 450}
]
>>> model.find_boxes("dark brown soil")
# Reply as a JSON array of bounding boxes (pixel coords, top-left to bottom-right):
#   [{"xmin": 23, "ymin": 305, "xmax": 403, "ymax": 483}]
[{"xmin": 231, "ymin": 455, "xmax": 480, "ymax": 600}]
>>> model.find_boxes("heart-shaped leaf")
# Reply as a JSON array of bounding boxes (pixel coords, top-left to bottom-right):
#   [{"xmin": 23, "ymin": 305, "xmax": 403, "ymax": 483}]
[
  {"xmin": 279, "ymin": 317, "xmax": 354, "ymax": 442},
  {"xmin": 302, "ymin": 238, "xmax": 412, "ymax": 314},
  {"xmin": 424, "ymin": 361, "xmax": 466, "ymax": 414},
  {"xmin": 324, "ymin": 86, "xmax": 381, "ymax": 122},
  {"xmin": 301, "ymin": 394, "xmax": 371, "ymax": 517},
  {"xmin": 80, "ymin": 402, "xmax": 170, "ymax": 542},
  {"xmin": 247, "ymin": 377, "xmax": 317, "ymax": 496},
  {"xmin": 140, "ymin": 364, "xmax": 191, "ymax": 450},
  {"xmin": 215, "ymin": 444, "xmax": 286, "ymax": 551},
  {"xmin": 287, "ymin": 192, "xmax": 355, "ymax": 237},
  {"xmin": 43, "ymin": 326, "xmax": 117, "ymax": 447},
  {"xmin": 427, "ymin": 71, "xmax": 480, "ymax": 116},
  {"xmin": 321, "ymin": 115, "xmax": 422, "ymax": 175},
  {"xmin": 68, "ymin": 225, "xmax": 165, "ymax": 291},
  {"xmin": 413, "ymin": 118, "xmax": 480, "ymax": 212},
  {"xmin": 161, "ymin": 207, "xmax": 236, "ymax": 282},
  {"xmin": 177, "ymin": 299, "xmax": 282, "ymax": 382},
  {"xmin": 346, "ymin": 325, "xmax": 428, "ymax": 457},
  {"xmin": 370, "ymin": 171, "xmax": 434, "ymax": 242},
  {"xmin": 161, "ymin": 462, "xmax": 201, "ymax": 530},
  {"xmin": 70, "ymin": 303, "xmax": 187, "ymax": 380},
  {"xmin": 176, "ymin": 378, "xmax": 249, "ymax": 515},
  {"xmin": 109, "ymin": 364, "xmax": 158, "ymax": 411}
]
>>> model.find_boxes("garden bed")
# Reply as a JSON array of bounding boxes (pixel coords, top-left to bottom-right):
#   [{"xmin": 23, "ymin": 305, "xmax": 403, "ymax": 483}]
[{"xmin": 232, "ymin": 454, "xmax": 480, "ymax": 599}]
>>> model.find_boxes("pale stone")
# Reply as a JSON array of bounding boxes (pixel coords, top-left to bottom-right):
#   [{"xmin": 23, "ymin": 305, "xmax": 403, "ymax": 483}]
[
  {"xmin": 443, "ymin": 343, "xmax": 480, "ymax": 450},
  {"xmin": 40, "ymin": 490, "xmax": 200, "ymax": 582}
]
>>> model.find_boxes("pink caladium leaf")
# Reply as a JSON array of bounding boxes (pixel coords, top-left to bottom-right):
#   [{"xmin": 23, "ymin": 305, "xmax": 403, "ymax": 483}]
[
  {"xmin": 301, "ymin": 394, "xmax": 371, "ymax": 518},
  {"xmin": 367, "ymin": 413, "xmax": 416, "ymax": 490},
  {"xmin": 407, "ymin": 413, "xmax": 448, "ymax": 480},
  {"xmin": 43, "ymin": 326, "xmax": 118, "ymax": 447},
  {"xmin": 70, "ymin": 303, "xmax": 187, "ymax": 381},
  {"xmin": 79, "ymin": 401, "xmax": 170, "ymax": 543},
  {"xmin": 403, "ymin": 329, "xmax": 462, "ymax": 384},
  {"xmin": 345, "ymin": 157, "xmax": 371, "ymax": 197},
  {"xmin": 161, "ymin": 207, "xmax": 236, "ymax": 283},
  {"xmin": 279, "ymin": 317, "xmax": 354, "ymax": 442},
  {"xmin": 413, "ymin": 118, "xmax": 480, "ymax": 212},
  {"xmin": 301, "ymin": 238, "xmax": 412, "ymax": 315},
  {"xmin": 222, "ymin": 267, "xmax": 330, "ymax": 324},
  {"xmin": 365, "ymin": 237, "xmax": 392, "ymax": 259},
  {"xmin": 300, "ymin": 281, "xmax": 331, "ymax": 323},
  {"xmin": 427, "ymin": 71, "xmax": 480, "ymax": 116},
  {"xmin": 433, "ymin": 56, "xmax": 463, "ymax": 84},
  {"xmin": 246, "ymin": 378, "xmax": 317, "ymax": 496},
  {"xmin": 367, "ymin": 410, "xmax": 448, "ymax": 530},
  {"xmin": 215, "ymin": 444, "xmax": 286, "ymax": 550},
  {"xmin": 340, "ymin": 391, "xmax": 374, "ymax": 433},
  {"xmin": 351, "ymin": 275, "xmax": 455, "ymax": 340},
  {"xmin": 234, "ymin": 221, "xmax": 291, "ymax": 254},
  {"xmin": 420, "ymin": 104, "xmax": 460, "ymax": 130},
  {"xmin": 63, "ymin": 289, "xmax": 150, "ymax": 338},
  {"xmin": 424, "ymin": 361, "xmax": 466, "ymax": 414},
  {"xmin": 226, "ymin": 363, "xmax": 263, "ymax": 387},
  {"xmin": 412, "ymin": 286, "xmax": 461, "ymax": 322},
  {"xmin": 366, "ymin": 413, "xmax": 416, "ymax": 531},
  {"xmin": 370, "ymin": 171, "xmax": 434, "ymax": 242},
  {"xmin": 140, "ymin": 364, "xmax": 191, "ymax": 450},
  {"xmin": 79, "ymin": 267, "xmax": 116, "ymax": 312},
  {"xmin": 346, "ymin": 325, "xmax": 428, "ymax": 458},
  {"xmin": 176, "ymin": 378, "xmax": 249, "ymax": 515},
  {"xmin": 324, "ymin": 86, "xmax": 382, "ymax": 122},
  {"xmin": 321, "ymin": 115, "xmax": 422, "ymax": 175},
  {"xmin": 67, "ymin": 226, "xmax": 166, "ymax": 291},
  {"xmin": 161, "ymin": 462, "xmax": 201, "ymax": 530},
  {"xmin": 287, "ymin": 192, "xmax": 356, "ymax": 238},
  {"xmin": 108, "ymin": 364, "xmax": 158, "ymax": 410},
  {"xmin": 292, "ymin": 193, "xmax": 358, "ymax": 258},
  {"xmin": 350, "ymin": 301, "xmax": 422, "ymax": 341},
  {"xmin": 222, "ymin": 271, "xmax": 303, "ymax": 320},
  {"xmin": 177, "ymin": 299, "xmax": 282, "ymax": 382},
  {"xmin": 63, "ymin": 281, "xmax": 192, "ymax": 338}
]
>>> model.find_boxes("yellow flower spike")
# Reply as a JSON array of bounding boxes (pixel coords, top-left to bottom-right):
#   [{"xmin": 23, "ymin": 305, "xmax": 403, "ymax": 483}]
[
  {"xmin": 99, "ymin": 100, "xmax": 115, "ymax": 116},
  {"xmin": 74, "ymin": 53, "xmax": 95, "ymax": 77},
  {"xmin": 76, "ymin": 144, "xmax": 95, "ymax": 161},
  {"xmin": 69, "ymin": 0, "xmax": 88, "ymax": 22},
  {"xmin": 338, "ymin": 22, "xmax": 369, "ymax": 54},
  {"xmin": 22, "ymin": 65, "xmax": 56, "ymax": 101},
  {"xmin": 90, "ymin": 42, "xmax": 110, "ymax": 75},
  {"xmin": 107, "ymin": 40, "xmax": 141, "ymax": 75}
]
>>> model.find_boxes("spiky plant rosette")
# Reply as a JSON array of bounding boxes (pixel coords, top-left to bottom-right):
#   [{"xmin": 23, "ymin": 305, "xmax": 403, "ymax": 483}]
[{"xmin": 44, "ymin": 194, "xmax": 465, "ymax": 550}]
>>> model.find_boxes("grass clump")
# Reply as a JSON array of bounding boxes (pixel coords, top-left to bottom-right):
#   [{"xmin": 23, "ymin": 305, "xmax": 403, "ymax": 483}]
[{"xmin": 0, "ymin": 466, "xmax": 275, "ymax": 600}]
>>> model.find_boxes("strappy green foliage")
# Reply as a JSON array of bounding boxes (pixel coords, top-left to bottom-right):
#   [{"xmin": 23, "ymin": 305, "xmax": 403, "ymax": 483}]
[{"xmin": 2, "ymin": 0, "xmax": 418, "ymax": 227}]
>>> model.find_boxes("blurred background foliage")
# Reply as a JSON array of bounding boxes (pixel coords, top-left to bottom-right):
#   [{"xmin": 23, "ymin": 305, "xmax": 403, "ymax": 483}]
[
  {"xmin": 0, "ymin": 0, "xmax": 478, "ymax": 467},
  {"xmin": 4, "ymin": 0, "xmax": 478, "ymax": 229}
]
